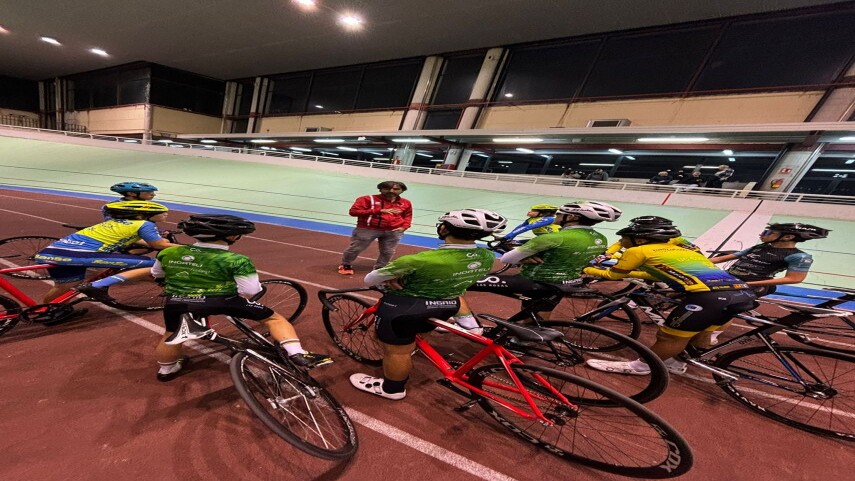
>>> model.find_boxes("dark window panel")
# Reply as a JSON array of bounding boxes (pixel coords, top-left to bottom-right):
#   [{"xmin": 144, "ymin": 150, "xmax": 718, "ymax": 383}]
[
  {"xmin": 0, "ymin": 76, "xmax": 39, "ymax": 111},
  {"xmin": 693, "ymin": 10, "xmax": 855, "ymax": 91},
  {"xmin": 235, "ymin": 80, "xmax": 254, "ymax": 115},
  {"xmin": 496, "ymin": 40, "xmax": 601, "ymax": 102},
  {"xmin": 308, "ymin": 67, "xmax": 362, "ymax": 112},
  {"xmin": 355, "ymin": 60, "xmax": 422, "ymax": 110},
  {"xmin": 267, "ymin": 75, "xmax": 311, "ymax": 114},
  {"xmin": 423, "ymin": 109, "xmax": 462, "ymax": 129},
  {"xmin": 432, "ymin": 53, "xmax": 484, "ymax": 105},
  {"xmin": 581, "ymin": 26, "xmax": 720, "ymax": 97},
  {"xmin": 231, "ymin": 118, "xmax": 249, "ymax": 133}
]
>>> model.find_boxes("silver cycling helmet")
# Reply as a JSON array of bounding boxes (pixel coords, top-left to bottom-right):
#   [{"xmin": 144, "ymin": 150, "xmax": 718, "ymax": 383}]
[
  {"xmin": 557, "ymin": 201, "xmax": 622, "ymax": 221},
  {"xmin": 438, "ymin": 209, "xmax": 508, "ymax": 233}
]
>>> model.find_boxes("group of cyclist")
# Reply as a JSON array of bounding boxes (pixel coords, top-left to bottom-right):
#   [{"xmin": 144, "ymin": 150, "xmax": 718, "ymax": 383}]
[{"xmin": 29, "ymin": 180, "xmax": 830, "ymax": 399}]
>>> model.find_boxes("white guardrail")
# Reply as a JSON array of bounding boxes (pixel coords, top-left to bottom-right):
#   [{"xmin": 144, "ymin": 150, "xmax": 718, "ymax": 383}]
[{"xmin": 2, "ymin": 123, "xmax": 853, "ymax": 205}]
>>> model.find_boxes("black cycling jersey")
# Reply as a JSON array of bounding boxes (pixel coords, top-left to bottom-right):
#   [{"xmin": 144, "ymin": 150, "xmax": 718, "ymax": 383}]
[{"xmin": 726, "ymin": 244, "xmax": 813, "ymax": 282}]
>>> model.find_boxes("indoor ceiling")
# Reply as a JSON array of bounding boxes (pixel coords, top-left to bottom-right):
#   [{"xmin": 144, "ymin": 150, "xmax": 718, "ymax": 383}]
[{"xmin": 0, "ymin": 0, "xmax": 847, "ymax": 81}]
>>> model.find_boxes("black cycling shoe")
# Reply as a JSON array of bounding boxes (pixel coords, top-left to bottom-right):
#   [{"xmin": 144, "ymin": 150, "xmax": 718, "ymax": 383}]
[
  {"xmin": 42, "ymin": 308, "xmax": 89, "ymax": 326},
  {"xmin": 75, "ymin": 283, "xmax": 113, "ymax": 303},
  {"xmin": 157, "ymin": 356, "xmax": 190, "ymax": 382},
  {"xmin": 288, "ymin": 351, "xmax": 333, "ymax": 369}
]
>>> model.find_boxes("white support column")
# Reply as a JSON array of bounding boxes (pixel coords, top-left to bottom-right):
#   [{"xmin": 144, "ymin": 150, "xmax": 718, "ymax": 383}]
[
  {"xmin": 246, "ymin": 77, "xmax": 268, "ymax": 134},
  {"xmin": 37, "ymin": 81, "xmax": 47, "ymax": 128},
  {"xmin": 143, "ymin": 104, "xmax": 153, "ymax": 140},
  {"xmin": 458, "ymin": 48, "xmax": 505, "ymax": 130},
  {"xmin": 53, "ymin": 78, "xmax": 63, "ymax": 131},
  {"xmin": 392, "ymin": 144, "xmax": 417, "ymax": 166},
  {"xmin": 400, "ymin": 57, "xmax": 443, "ymax": 131},
  {"xmin": 221, "ymin": 81, "xmax": 238, "ymax": 134}
]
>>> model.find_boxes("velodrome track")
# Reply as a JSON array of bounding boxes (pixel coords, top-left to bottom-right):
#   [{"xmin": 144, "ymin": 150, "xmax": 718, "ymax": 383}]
[{"xmin": 1, "ymin": 188, "xmax": 853, "ymax": 481}]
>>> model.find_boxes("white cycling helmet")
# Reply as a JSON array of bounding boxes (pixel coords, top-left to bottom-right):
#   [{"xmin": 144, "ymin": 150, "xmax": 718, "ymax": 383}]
[
  {"xmin": 558, "ymin": 201, "xmax": 622, "ymax": 221},
  {"xmin": 438, "ymin": 209, "xmax": 508, "ymax": 233}
]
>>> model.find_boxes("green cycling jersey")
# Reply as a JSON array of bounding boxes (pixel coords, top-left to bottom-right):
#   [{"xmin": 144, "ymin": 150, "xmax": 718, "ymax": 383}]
[
  {"xmin": 513, "ymin": 226, "xmax": 608, "ymax": 282},
  {"xmin": 155, "ymin": 245, "xmax": 257, "ymax": 296},
  {"xmin": 371, "ymin": 245, "xmax": 495, "ymax": 299}
]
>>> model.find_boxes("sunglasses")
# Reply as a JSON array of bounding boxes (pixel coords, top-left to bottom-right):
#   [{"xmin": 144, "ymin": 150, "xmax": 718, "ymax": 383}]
[{"xmin": 760, "ymin": 229, "xmax": 777, "ymax": 237}]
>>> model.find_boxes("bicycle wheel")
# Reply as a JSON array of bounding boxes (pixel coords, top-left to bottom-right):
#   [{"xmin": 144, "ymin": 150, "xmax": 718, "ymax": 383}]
[
  {"xmin": 0, "ymin": 295, "xmax": 23, "ymax": 336},
  {"xmin": 0, "ymin": 236, "xmax": 59, "ymax": 279},
  {"xmin": 104, "ymin": 279, "xmax": 165, "ymax": 311},
  {"xmin": 786, "ymin": 316, "xmax": 855, "ymax": 355},
  {"xmin": 469, "ymin": 363, "xmax": 693, "ymax": 478},
  {"xmin": 230, "ymin": 351, "xmax": 358, "ymax": 460},
  {"xmin": 322, "ymin": 294, "xmax": 383, "ymax": 366},
  {"xmin": 255, "ymin": 279, "xmax": 308, "ymax": 323},
  {"xmin": 552, "ymin": 294, "xmax": 641, "ymax": 340},
  {"xmin": 714, "ymin": 345, "xmax": 855, "ymax": 441},
  {"xmin": 523, "ymin": 320, "xmax": 668, "ymax": 404}
]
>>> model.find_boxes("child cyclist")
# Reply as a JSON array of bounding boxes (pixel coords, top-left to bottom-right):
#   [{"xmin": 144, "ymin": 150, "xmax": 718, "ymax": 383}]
[
  {"xmin": 35, "ymin": 200, "xmax": 178, "ymax": 303},
  {"xmin": 500, "ymin": 204, "xmax": 560, "ymax": 241},
  {"xmin": 349, "ymin": 209, "xmax": 507, "ymax": 400},
  {"xmin": 601, "ymin": 216, "xmax": 700, "ymax": 259},
  {"xmin": 103, "ymin": 182, "xmax": 158, "ymax": 219},
  {"xmin": 583, "ymin": 222, "xmax": 756, "ymax": 375},
  {"xmin": 152, "ymin": 214, "xmax": 331, "ymax": 381}
]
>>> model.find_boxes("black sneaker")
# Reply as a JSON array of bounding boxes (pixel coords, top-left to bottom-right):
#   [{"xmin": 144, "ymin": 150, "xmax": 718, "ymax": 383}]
[
  {"xmin": 157, "ymin": 356, "xmax": 190, "ymax": 382},
  {"xmin": 289, "ymin": 351, "xmax": 333, "ymax": 369},
  {"xmin": 75, "ymin": 283, "xmax": 113, "ymax": 303}
]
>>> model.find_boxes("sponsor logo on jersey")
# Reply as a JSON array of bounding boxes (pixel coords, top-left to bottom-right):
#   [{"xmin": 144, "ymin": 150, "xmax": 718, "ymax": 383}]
[
  {"xmin": 426, "ymin": 300, "xmax": 458, "ymax": 306},
  {"xmin": 684, "ymin": 304, "xmax": 703, "ymax": 312},
  {"xmin": 467, "ymin": 262, "xmax": 482, "ymax": 269},
  {"xmin": 181, "ymin": 255, "xmax": 195, "ymax": 262}
]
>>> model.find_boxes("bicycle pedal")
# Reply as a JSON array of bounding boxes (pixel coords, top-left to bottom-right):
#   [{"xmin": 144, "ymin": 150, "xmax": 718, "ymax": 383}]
[{"xmin": 454, "ymin": 399, "xmax": 478, "ymax": 412}]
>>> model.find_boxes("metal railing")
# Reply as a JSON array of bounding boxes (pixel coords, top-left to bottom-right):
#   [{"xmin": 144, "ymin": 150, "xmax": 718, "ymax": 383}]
[{"xmin": 1, "ymin": 123, "xmax": 853, "ymax": 205}]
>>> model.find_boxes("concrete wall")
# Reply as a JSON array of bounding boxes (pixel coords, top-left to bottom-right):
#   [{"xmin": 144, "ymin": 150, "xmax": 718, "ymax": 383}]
[
  {"xmin": 257, "ymin": 110, "xmax": 405, "ymax": 133},
  {"xmin": 64, "ymin": 105, "xmax": 147, "ymax": 134},
  {"xmin": 151, "ymin": 106, "xmax": 222, "ymax": 135}
]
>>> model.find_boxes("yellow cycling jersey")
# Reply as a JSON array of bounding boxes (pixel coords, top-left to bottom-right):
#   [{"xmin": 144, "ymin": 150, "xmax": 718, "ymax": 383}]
[
  {"xmin": 49, "ymin": 219, "xmax": 160, "ymax": 252},
  {"xmin": 604, "ymin": 236, "xmax": 700, "ymax": 258},
  {"xmin": 585, "ymin": 242, "xmax": 747, "ymax": 292}
]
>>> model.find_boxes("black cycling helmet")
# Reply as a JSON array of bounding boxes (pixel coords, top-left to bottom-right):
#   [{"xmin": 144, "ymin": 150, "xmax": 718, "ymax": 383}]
[
  {"xmin": 617, "ymin": 224, "xmax": 682, "ymax": 242},
  {"xmin": 178, "ymin": 214, "xmax": 256, "ymax": 241},
  {"xmin": 629, "ymin": 216, "xmax": 674, "ymax": 226},
  {"xmin": 764, "ymin": 223, "xmax": 830, "ymax": 241},
  {"xmin": 110, "ymin": 182, "xmax": 158, "ymax": 194}
]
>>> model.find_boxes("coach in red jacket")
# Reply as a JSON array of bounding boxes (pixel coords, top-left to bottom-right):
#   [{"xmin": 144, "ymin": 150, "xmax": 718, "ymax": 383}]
[{"xmin": 338, "ymin": 181, "xmax": 413, "ymax": 275}]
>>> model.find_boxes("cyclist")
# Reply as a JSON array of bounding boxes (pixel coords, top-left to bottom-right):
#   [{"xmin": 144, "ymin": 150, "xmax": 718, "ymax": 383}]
[
  {"xmin": 583, "ymin": 223, "xmax": 756, "ymax": 375},
  {"xmin": 602, "ymin": 216, "xmax": 700, "ymax": 259},
  {"xmin": 104, "ymin": 182, "xmax": 158, "ymax": 219},
  {"xmin": 458, "ymin": 201, "xmax": 622, "ymax": 325},
  {"xmin": 501, "ymin": 204, "xmax": 560, "ymax": 241},
  {"xmin": 151, "ymin": 214, "xmax": 331, "ymax": 381},
  {"xmin": 34, "ymin": 201, "xmax": 178, "ymax": 303},
  {"xmin": 709, "ymin": 223, "xmax": 829, "ymax": 297},
  {"xmin": 349, "ymin": 209, "xmax": 507, "ymax": 400}
]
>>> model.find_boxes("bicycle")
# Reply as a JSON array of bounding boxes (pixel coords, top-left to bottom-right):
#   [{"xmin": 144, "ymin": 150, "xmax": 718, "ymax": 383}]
[
  {"xmin": 163, "ymin": 311, "xmax": 357, "ymax": 460},
  {"xmin": 586, "ymin": 279, "xmax": 855, "ymax": 441},
  {"xmin": 318, "ymin": 287, "xmax": 693, "ymax": 478}
]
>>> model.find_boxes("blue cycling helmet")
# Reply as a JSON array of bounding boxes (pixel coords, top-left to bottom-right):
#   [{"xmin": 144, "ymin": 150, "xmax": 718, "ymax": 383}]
[{"xmin": 110, "ymin": 182, "xmax": 158, "ymax": 194}]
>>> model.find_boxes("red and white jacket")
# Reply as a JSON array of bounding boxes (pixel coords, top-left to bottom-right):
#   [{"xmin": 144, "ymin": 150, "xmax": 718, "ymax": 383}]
[{"xmin": 349, "ymin": 194, "xmax": 412, "ymax": 231}]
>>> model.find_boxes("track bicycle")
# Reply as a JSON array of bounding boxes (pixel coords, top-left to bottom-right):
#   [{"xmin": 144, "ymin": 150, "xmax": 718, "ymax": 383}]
[
  {"xmin": 588, "ymin": 279, "xmax": 855, "ymax": 441},
  {"xmin": 318, "ymin": 287, "xmax": 693, "ymax": 478},
  {"xmin": 163, "ymin": 311, "xmax": 357, "ymax": 460}
]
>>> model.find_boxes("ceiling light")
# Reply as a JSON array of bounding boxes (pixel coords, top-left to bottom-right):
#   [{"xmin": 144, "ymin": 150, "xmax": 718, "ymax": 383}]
[
  {"xmin": 250, "ymin": 139, "xmax": 276, "ymax": 143},
  {"xmin": 637, "ymin": 137, "xmax": 709, "ymax": 143},
  {"xmin": 391, "ymin": 138, "xmax": 433, "ymax": 143},
  {"xmin": 682, "ymin": 165, "xmax": 720, "ymax": 169},
  {"xmin": 845, "ymin": 159, "xmax": 855, "ymax": 165},
  {"xmin": 40, "ymin": 36, "xmax": 61, "ymax": 45},
  {"xmin": 339, "ymin": 14, "xmax": 364, "ymax": 29},
  {"xmin": 259, "ymin": 146, "xmax": 271, "ymax": 150},
  {"xmin": 290, "ymin": 147, "xmax": 312, "ymax": 152},
  {"xmin": 608, "ymin": 148, "xmax": 623, "ymax": 154},
  {"xmin": 0, "ymin": 25, "xmax": 10, "ymax": 34},
  {"xmin": 430, "ymin": 159, "xmax": 444, "ymax": 163},
  {"xmin": 293, "ymin": 0, "xmax": 317, "ymax": 9},
  {"xmin": 493, "ymin": 137, "xmax": 543, "ymax": 143},
  {"xmin": 722, "ymin": 149, "xmax": 734, "ymax": 155},
  {"xmin": 416, "ymin": 153, "xmax": 433, "ymax": 158},
  {"xmin": 157, "ymin": 139, "xmax": 173, "ymax": 143},
  {"xmin": 625, "ymin": 156, "xmax": 636, "ymax": 160},
  {"xmin": 516, "ymin": 148, "xmax": 535, "ymax": 154},
  {"xmin": 122, "ymin": 139, "xmax": 139, "ymax": 143},
  {"xmin": 579, "ymin": 163, "xmax": 614, "ymax": 167},
  {"xmin": 497, "ymin": 161, "xmax": 512, "ymax": 165},
  {"xmin": 728, "ymin": 157, "xmax": 736, "ymax": 162},
  {"xmin": 315, "ymin": 105, "xmax": 324, "ymax": 109},
  {"xmin": 473, "ymin": 153, "xmax": 489, "ymax": 158},
  {"xmin": 839, "ymin": 136, "xmax": 855, "ymax": 142},
  {"xmin": 314, "ymin": 138, "xmax": 345, "ymax": 143},
  {"xmin": 319, "ymin": 151, "xmax": 339, "ymax": 156},
  {"xmin": 337, "ymin": 146, "xmax": 358, "ymax": 151},
  {"xmin": 540, "ymin": 155, "xmax": 551, "ymax": 159},
  {"xmin": 200, "ymin": 139, "xmax": 218, "ymax": 144},
  {"xmin": 89, "ymin": 48, "xmax": 109, "ymax": 57},
  {"xmin": 504, "ymin": 93, "xmax": 514, "ymax": 98},
  {"xmin": 813, "ymin": 169, "xmax": 855, "ymax": 173}
]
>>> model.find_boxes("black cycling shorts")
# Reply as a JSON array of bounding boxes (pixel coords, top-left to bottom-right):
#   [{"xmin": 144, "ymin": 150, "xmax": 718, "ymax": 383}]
[
  {"xmin": 374, "ymin": 294, "xmax": 461, "ymax": 345},
  {"xmin": 662, "ymin": 289, "xmax": 757, "ymax": 337},
  {"xmin": 468, "ymin": 274, "xmax": 581, "ymax": 312},
  {"xmin": 163, "ymin": 294, "xmax": 274, "ymax": 332}
]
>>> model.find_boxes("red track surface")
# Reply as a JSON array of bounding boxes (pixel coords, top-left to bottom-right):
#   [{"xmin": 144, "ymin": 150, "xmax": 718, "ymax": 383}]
[{"xmin": 0, "ymin": 189, "xmax": 852, "ymax": 481}]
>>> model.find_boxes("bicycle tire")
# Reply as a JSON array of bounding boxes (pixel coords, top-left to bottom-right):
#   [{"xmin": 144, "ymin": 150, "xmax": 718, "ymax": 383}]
[
  {"xmin": 714, "ymin": 345, "xmax": 855, "ymax": 441},
  {"xmin": 0, "ymin": 295, "xmax": 23, "ymax": 336},
  {"xmin": 254, "ymin": 279, "xmax": 308, "ymax": 323},
  {"xmin": 229, "ymin": 351, "xmax": 358, "ymax": 460},
  {"xmin": 523, "ymin": 320, "xmax": 668, "ymax": 404},
  {"xmin": 469, "ymin": 363, "xmax": 693, "ymax": 478},
  {"xmin": 322, "ymin": 294, "xmax": 383, "ymax": 366},
  {"xmin": 0, "ymin": 236, "xmax": 59, "ymax": 280},
  {"xmin": 553, "ymin": 294, "xmax": 641, "ymax": 341},
  {"xmin": 786, "ymin": 315, "xmax": 855, "ymax": 355},
  {"xmin": 104, "ymin": 278, "xmax": 165, "ymax": 311}
]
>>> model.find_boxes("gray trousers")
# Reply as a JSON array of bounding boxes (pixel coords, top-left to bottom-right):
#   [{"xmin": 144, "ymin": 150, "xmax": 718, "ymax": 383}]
[{"xmin": 341, "ymin": 227, "xmax": 405, "ymax": 269}]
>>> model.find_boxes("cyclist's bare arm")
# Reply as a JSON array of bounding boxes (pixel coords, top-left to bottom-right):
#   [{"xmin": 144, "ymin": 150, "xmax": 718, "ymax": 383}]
[
  {"xmin": 709, "ymin": 254, "xmax": 738, "ymax": 263},
  {"xmin": 144, "ymin": 238, "xmax": 181, "ymax": 250}
]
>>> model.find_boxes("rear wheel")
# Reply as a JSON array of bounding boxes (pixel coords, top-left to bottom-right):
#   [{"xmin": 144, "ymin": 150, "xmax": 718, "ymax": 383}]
[
  {"xmin": 552, "ymin": 294, "xmax": 641, "ymax": 341},
  {"xmin": 322, "ymin": 294, "xmax": 382, "ymax": 366},
  {"xmin": 0, "ymin": 295, "xmax": 23, "ymax": 336},
  {"xmin": 104, "ymin": 278, "xmax": 165, "ymax": 311},
  {"xmin": 786, "ymin": 316, "xmax": 855, "ymax": 355},
  {"xmin": 0, "ymin": 236, "xmax": 59, "ymax": 280},
  {"xmin": 469, "ymin": 364, "xmax": 693, "ymax": 478},
  {"xmin": 230, "ymin": 352, "xmax": 358, "ymax": 459},
  {"xmin": 714, "ymin": 346, "xmax": 855, "ymax": 441},
  {"xmin": 253, "ymin": 279, "xmax": 308, "ymax": 322}
]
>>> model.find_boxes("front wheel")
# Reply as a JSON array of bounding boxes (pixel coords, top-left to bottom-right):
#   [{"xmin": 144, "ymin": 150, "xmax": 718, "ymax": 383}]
[
  {"xmin": 0, "ymin": 295, "xmax": 23, "ymax": 336},
  {"xmin": 786, "ymin": 315, "xmax": 855, "ymax": 355},
  {"xmin": 469, "ymin": 363, "xmax": 693, "ymax": 478},
  {"xmin": 229, "ymin": 352, "xmax": 358, "ymax": 460},
  {"xmin": 104, "ymin": 278, "xmax": 165, "ymax": 311},
  {"xmin": 552, "ymin": 294, "xmax": 641, "ymax": 342},
  {"xmin": 322, "ymin": 294, "xmax": 382, "ymax": 366},
  {"xmin": 254, "ymin": 279, "xmax": 308, "ymax": 322},
  {"xmin": 0, "ymin": 236, "xmax": 59, "ymax": 280},
  {"xmin": 714, "ymin": 345, "xmax": 855, "ymax": 441}
]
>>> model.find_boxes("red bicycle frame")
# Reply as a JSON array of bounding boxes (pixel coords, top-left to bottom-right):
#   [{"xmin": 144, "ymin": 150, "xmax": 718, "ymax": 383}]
[{"xmin": 0, "ymin": 263, "xmax": 114, "ymax": 307}]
